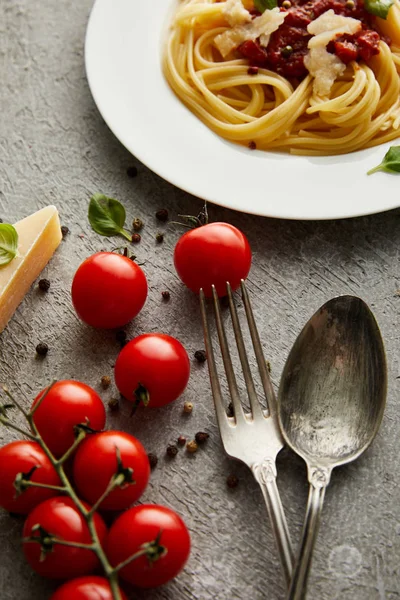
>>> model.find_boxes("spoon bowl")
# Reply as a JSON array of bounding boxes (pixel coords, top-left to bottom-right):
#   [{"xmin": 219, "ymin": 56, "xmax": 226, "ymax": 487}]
[{"xmin": 278, "ymin": 295, "xmax": 387, "ymax": 599}]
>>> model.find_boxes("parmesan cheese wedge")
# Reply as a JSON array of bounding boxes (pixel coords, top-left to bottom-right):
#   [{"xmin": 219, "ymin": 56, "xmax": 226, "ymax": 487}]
[
  {"xmin": 0, "ymin": 206, "xmax": 62, "ymax": 333},
  {"xmin": 215, "ymin": 7, "xmax": 287, "ymax": 57},
  {"xmin": 305, "ymin": 10, "xmax": 361, "ymax": 96},
  {"xmin": 223, "ymin": 0, "xmax": 251, "ymax": 27}
]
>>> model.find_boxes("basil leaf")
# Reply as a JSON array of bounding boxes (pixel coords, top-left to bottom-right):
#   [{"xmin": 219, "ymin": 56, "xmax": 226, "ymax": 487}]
[
  {"xmin": 0, "ymin": 224, "xmax": 18, "ymax": 267},
  {"xmin": 364, "ymin": 0, "xmax": 393, "ymax": 19},
  {"xmin": 254, "ymin": 0, "xmax": 278, "ymax": 12},
  {"xmin": 88, "ymin": 194, "xmax": 132, "ymax": 241},
  {"xmin": 367, "ymin": 146, "xmax": 400, "ymax": 175}
]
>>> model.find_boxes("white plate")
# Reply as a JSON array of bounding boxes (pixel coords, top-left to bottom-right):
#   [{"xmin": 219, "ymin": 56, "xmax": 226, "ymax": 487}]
[{"xmin": 85, "ymin": 0, "xmax": 400, "ymax": 220}]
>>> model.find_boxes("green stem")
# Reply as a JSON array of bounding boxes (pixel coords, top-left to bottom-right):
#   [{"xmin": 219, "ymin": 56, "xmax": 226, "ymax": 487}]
[
  {"xmin": 56, "ymin": 430, "xmax": 86, "ymax": 465},
  {"xmin": 114, "ymin": 548, "xmax": 148, "ymax": 572},
  {"xmin": 0, "ymin": 418, "xmax": 37, "ymax": 441},
  {"xmin": 367, "ymin": 164, "xmax": 383, "ymax": 175},
  {"xmin": 23, "ymin": 537, "xmax": 95, "ymax": 550},
  {"xmin": 119, "ymin": 228, "xmax": 132, "ymax": 242},
  {"xmin": 22, "ymin": 481, "xmax": 66, "ymax": 493},
  {"xmin": 29, "ymin": 380, "xmax": 57, "ymax": 417},
  {"xmin": 88, "ymin": 477, "xmax": 120, "ymax": 517},
  {"xmin": 2, "ymin": 387, "xmax": 29, "ymax": 419}
]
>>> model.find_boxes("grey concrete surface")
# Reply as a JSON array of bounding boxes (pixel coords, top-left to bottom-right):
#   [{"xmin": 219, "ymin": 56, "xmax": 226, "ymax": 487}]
[{"xmin": 1, "ymin": 0, "xmax": 400, "ymax": 599}]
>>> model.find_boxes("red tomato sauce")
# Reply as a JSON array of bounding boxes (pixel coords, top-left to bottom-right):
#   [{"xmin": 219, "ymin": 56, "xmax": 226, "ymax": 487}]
[{"xmin": 238, "ymin": 0, "xmax": 382, "ymax": 79}]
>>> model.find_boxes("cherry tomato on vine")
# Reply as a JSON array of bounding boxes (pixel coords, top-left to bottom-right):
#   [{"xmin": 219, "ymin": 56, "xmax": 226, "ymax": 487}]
[
  {"xmin": 23, "ymin": 496, "xmax": 107, "ymax": 580},
  {"xmin": 50, "ymin": 576, "xmax": 127, "ymax": 600},
  {"xmin": 174, "ymin": 222, "xmax": 252, "ymax": 297},
  {"xmin": 0, "ymin": 441, "xmax": 60, "ymax": 514},
  {"xmin": 106, "ymin": 504, "xmax": 191, "ymax": 588},
  {"xmin": 71, "ymin": 252, "xmax": 148, "ymax": 329},
  {"xmin": 32, "ymin": 380, "xmax": 106, "ymax": 458},
  {"xmin": 114, "ymin": 334, "xmax": 190, "ymax": 408},
  {"xmin": 73, "ymin": 431, "xmax": 150, "ymax": 511}
]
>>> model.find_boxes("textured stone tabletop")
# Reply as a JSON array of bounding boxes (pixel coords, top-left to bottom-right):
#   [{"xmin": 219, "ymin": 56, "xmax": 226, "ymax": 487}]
[{"xmin": 1, "ymin": 1, "xmax": 400, "ymax": 599}]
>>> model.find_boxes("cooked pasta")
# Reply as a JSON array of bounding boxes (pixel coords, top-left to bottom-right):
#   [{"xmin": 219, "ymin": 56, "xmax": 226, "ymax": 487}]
[{"xmin": 163, "ymin": 0, "xmax": 400, "ymax": 155}]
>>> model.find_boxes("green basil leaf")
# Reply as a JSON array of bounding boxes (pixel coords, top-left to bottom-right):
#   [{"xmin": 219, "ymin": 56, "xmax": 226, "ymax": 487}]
[
  {"xmin": 0, "ymin": 224, "xmax": 18, "ymax": 267},
  {"xmin": 364, "ymin": 0, "xmax": 393, "ymax": 19},
  {"xmin": 88, "ymin": 194, "xmax": 132, "ymax": 241},
  {"xmin": 367, "ymin": 145, "xmax": 400, "ymax": 175},
  {"xmin": 254, "ymin": 0, "xmax": 278, "ymax": 12}
]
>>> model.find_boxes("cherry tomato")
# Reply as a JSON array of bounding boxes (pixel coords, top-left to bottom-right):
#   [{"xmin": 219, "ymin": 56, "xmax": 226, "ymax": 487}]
[
  {"xmin": 32, "ymin": 380, "xmax": 106, "ymax": 458},
  {"xmin": 23, "ymin": 496, "xmax": 107, "ymax": 579},
  {"xmin": 50, "ymin": 576, "xmax": 127, "ymax": 600},
  {"xmin": 0, "ymin": 441, "xmax": 60, "ymax": 514},
  {"xmin": 114, "ymin": 334, "xmax": 190, "ymax": 408},
  {"xmin": 174, "ymin": 222, "xmax": 252, "ymax": 297},
  {"xmin": 71, "ymin": 252, "xmax": 148, "ymax": 329},
  {"xmin": 106, "ymin": 504, "xmax": 191, "ymax": 588},
  {"xmin": 73, "ymin": 431, "xmax": 150, "ymax": 511}
]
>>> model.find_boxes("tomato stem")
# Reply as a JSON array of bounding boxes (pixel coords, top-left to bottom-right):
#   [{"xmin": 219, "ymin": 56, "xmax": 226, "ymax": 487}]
[
  {"xmin": 0, "ymin": 417, "xmax": 37, "ymax": 441},
  {"xmin": 56, "ymin": 429, "xmax": 87, "ymax": 465},
  {"xmin": 87, "ymin": 477, "xmax": 119, "ymax": 516},
  {"xmin": 20, "ymin": 481, "xmax": 66, "ymax": 493},
  {"xmin": 28, "ymin": 380, "xmax": 57, "ymax": 418},
  {"xmin": 2, "ymin": 386, "xmax": 30, "ymax": 419}
]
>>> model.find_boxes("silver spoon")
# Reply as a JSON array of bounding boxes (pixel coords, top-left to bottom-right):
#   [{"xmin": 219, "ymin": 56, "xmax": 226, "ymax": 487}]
[{"xmin": 278, "ymin": 295, "xmax": 387, "ymax": 600}]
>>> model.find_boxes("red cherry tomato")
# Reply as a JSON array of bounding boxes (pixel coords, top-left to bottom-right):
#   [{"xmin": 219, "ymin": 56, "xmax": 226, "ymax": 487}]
[
  {"xmin": 114, "ymin": 334, "xmax": 190, "ymax": 408},
  {"xmin": 71, "ymin": 252, "xmax": 148, "ymax": 329},
  {"xmin": 23, "ymin": 496, "xmax": 107, "ymax": 579},
  {"xmin": 73, "ymin": 431, "xmax": 150, "ymax": 511},
  {"xmin": 32, "ymin": 380, "xmax": 106, "ymax": 458},
  {"xmin": 0, "ymin": 441, "xmax": 60, "ymax": 514},
  {"xmin": 50, "ymin": 576, "xmax": 127, "ymax": 600},
  {"xmin": 106, "ymin": 504, "xmax": 191, "ymax": 588},
  {"xmin": 174, "ymin": 222, "xmax": 252, "ymax": 297}
]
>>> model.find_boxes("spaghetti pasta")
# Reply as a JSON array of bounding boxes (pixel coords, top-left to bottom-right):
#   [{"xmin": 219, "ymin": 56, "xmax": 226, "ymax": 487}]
[{"xmin": 163, "ymin": 0, "xmax": 400, "ymax": 155}]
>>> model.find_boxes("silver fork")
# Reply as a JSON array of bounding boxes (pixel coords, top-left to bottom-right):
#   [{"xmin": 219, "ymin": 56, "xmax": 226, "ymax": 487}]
[{"xmin": 199, "ymin": 281, "xmax": 294, "ymax": 586}]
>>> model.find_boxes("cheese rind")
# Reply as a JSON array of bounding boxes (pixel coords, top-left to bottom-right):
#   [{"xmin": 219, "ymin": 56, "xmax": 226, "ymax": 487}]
[{"xmin": 0, "ymin": 206, "xmax": 62, "ymax": 333}]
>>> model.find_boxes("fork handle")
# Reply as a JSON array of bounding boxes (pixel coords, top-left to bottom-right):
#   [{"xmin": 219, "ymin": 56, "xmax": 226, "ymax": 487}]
[{"xmin": 252, "ymin": 461, "xmax": 295, "ymax": 587}]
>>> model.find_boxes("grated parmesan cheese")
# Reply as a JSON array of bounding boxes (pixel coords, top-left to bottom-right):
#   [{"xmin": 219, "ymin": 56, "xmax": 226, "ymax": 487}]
[
  {"xmin": 223, "ymin": 0, "xmax": 252, "ymax": 27},
  {"xmin": 305, "ymin": 10, "xmax": 362, "ymax": 96},
  {"xmin": 215, "ymin": 7, "xmax": 287, "ymax": 57}
]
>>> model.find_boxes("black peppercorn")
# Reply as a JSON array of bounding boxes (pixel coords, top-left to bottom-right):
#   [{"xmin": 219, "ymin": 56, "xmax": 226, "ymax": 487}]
[
  {"xmin": 148, "ymin": 453, "xmax": 158, "ymax": 469},
  {"xmin": 61, "ymin": 225, "xmax": 69, "ymax": 238},
  {"xmin": 195, "ymin": 432, "xmax": 209, "ymax": 444},
  {"xmin": 166, "ymin": 444, "xmax": 179, "ymax": 458},
  {"xmin": 36, "ymin": 342, "xmax": 49, "ymax": 357},
  {"xmin": 131, "ymin": 233, "xmax": 141, "ymax": 244},
  {"xmin": 132, "ymin": 218, "xmax": 143, "ymax": 231},
  {"xmin": 162, "ymin": 290, "xmax": 171, "ymax": 301},
  {"xmin": 227, "ymin": 474, "xmax": 239, "ymax": 488},
  {"xmin": 177, "ymin": 435, "xmax": 186, "ymax": 446},
  {"xmin": 108, "ymin": 397, "xmax": 120, "ymax": 411},
  {"xmin": 156, "ymin": 208, "xmax": 169, "ymax": 222},
  {"xmin": 127, "ymin": 166, "xmax": 138, "ymax": 178},
  {"xmin": 38, "ymin": 279, "xmax": 50, "ymax": 292},
  {"xmin": 281, "ymin": 45, "xmax": 293, "ymax": 58},
  {"xmin": 194, "ymin": 350, "xmax": 207, "ymax": 363},
  {"xmin": 101, "ymin": 375, "xmax": 111, "ymax": 389},
  {"xmin": 156, "ymin": 232, "xmax": 164, "ymax": 244},
  {"xmin": 226, "ymin": 402, "xmax": 234, "ymax": 417}
]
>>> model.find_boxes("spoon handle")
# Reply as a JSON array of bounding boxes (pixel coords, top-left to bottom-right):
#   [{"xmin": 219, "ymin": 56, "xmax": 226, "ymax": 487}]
[{"xmin": 287, "ymin": 468, "xmax": 330, "ymax": 600}]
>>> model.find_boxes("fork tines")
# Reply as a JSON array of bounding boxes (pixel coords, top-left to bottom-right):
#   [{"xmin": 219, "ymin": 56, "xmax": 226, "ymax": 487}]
[{"xmin": 199, "ymin": 280, "xmax": 276, "ymax": 424}]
